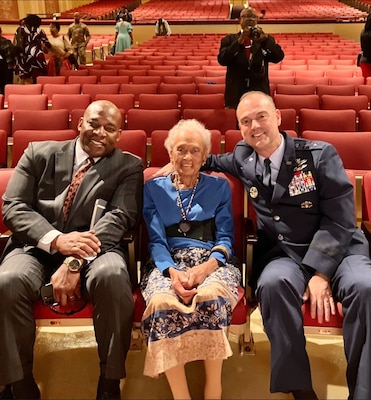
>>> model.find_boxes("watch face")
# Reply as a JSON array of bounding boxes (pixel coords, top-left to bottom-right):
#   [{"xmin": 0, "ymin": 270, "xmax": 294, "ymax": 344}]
[{"xmin": 68, "ymin": 258, "xmax": 82, "ymax": 271}]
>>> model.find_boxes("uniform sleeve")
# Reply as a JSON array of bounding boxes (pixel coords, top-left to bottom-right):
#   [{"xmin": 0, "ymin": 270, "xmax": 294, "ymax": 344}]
[{"xmin": 302, "ymin": 144, "xmax": 357, "ymax": 277}]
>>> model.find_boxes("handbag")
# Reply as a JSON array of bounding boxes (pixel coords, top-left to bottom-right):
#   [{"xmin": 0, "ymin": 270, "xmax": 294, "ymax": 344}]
[
  {"xmin": 110, "ymin": 43, "xmax": 116, "ymax": 55},
  {"xmin": 63, "ymin": 36, "xmax": 78, "ymax": 68},
  {"xmin": 357, "ymin": 52, "xmax": 363, "ymax": 67}
]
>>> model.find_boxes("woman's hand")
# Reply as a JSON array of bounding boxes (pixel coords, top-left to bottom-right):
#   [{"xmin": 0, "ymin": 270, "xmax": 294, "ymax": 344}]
[
  {"xmin": 184, "ymin": 258, "xmax": 219, "ymax": 289},
  {"xmin": 169, "ymin": 267, "xmax": 197, "ymax": 305}
]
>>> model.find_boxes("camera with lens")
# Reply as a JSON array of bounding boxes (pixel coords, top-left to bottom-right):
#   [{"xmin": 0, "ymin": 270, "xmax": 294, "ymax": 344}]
[{"xmin": 248, "ymin": 26, "xmax": 261, "ymax": 40}]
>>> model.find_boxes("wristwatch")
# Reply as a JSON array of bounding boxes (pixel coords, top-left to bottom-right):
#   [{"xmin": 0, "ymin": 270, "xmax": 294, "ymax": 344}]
[{"xmin": 64, "ymin": 257, "xmax": 84, "ymax": 273}]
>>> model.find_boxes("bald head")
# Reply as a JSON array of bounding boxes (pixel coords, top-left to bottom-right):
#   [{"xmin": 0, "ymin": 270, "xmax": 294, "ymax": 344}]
[{"xmin": 78, "ymin": 100, "xmax": 122, "ymax": 158}]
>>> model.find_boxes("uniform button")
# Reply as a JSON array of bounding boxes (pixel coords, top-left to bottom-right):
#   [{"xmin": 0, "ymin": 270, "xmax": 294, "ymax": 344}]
[
  {"xmin": 273, "ymin": 215, "xmax": 280, "ymax": 221},
  {"xmin": 277, "ymin": 234, "xmax": 284, "ymax": 241}
]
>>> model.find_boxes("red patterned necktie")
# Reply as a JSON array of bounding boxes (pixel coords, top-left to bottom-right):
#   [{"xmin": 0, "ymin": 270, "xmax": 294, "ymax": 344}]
[{"xmin": 63, "ymin": 158, "xmax": 93, "ymax": 222}]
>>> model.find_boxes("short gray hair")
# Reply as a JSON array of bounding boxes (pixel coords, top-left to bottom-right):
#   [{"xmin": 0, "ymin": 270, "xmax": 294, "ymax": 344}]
[{"xmin": 164, "ymin": 119, "xmax": 211, "ymax": 154}]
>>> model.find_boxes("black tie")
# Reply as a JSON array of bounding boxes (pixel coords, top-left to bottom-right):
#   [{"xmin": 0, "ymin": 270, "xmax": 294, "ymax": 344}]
[{"xmin": 262, "ymin": 158, "xmax": 272, "ymax": 187}]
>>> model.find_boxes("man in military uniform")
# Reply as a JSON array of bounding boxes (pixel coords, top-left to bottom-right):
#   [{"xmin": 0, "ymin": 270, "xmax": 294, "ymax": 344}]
[
  {"xmin": 67, "ymin": 12, "xmax": 91, "ymax": 66},
  {"xmin": 203, "ymin": 91, "xmax": 371, "ymax": 400}
]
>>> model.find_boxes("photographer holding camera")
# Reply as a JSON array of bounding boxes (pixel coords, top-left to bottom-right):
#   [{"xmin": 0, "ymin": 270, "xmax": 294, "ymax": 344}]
[{"xmin": 218, "ymin": 7, "xmax": 284, "ymax": 108}]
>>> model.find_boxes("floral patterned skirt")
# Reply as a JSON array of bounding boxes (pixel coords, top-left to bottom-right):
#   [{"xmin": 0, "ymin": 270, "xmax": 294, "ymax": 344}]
[{"xmin": 140, "ymin": 247, "xmax": 241, "ymax": 377}]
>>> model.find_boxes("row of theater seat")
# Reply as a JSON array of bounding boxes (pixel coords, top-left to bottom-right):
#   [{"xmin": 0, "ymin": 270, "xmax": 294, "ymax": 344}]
[{"xmin": 8, "ymin": 127, "xmax": 371, "ymax": 346}]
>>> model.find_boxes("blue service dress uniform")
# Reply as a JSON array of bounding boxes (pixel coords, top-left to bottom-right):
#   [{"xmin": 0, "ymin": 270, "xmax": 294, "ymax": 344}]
[{"xmin": 205, "ymin": 132, "xmax": 371, "ymax": 399}]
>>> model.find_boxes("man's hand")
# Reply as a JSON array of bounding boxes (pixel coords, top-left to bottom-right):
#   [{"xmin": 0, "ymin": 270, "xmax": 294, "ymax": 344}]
[
  {"xmin": 169, "ymin": 267, "xmax": 197, "ymax": 305},
  {"xmin": 302, "ymin": 272, "xmax": 336, "ymax": 323},
  {"xmin": 52, "ymin": 229, "xmax": 101, "ymax": 258},
  {"xmin": 50, "ymin": 263, "xmax": 81, "ymax": 306}
]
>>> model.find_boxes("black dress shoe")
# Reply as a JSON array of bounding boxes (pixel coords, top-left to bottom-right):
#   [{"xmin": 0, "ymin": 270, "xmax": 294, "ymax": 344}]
[
  {"xmin": 292, "ymin": 389, "xmax": 318, "ymax": 400},
  {"xmin": 0, "ymin": 385, "xmax": 13, "ymax": 400},
  {"xmin": 96, "ymin": 376, "xmax": 120, "ymax": 400},
  {"xmin": 11, "ymin": 375, "xmax": 40, "ymax": 400}
]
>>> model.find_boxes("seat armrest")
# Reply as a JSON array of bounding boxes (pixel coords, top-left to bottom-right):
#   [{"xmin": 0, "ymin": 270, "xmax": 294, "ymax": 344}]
[
  {"xmin": 361, "ymin": 220, "xmax": 371, "ymax": 249},
  {"xmin": 121, "ymin": 225, "xmax": 141, "ymax": 288},
  {"xmin": 245, "ymin": 218, "xmax": 258, "ymax": 245}
]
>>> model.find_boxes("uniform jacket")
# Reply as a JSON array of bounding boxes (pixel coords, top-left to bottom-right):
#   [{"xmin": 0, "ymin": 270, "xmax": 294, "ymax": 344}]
[
  {"xmin": 2, "ymin": 139, "xmax": 143, "ymax": 258},
  {"xmin": 218, "ymin": 32, "xmax": 284, "ymax": 108},
  {"xmin": 205, "ymin": 133, "xmax": 369, "ymax": 282}
]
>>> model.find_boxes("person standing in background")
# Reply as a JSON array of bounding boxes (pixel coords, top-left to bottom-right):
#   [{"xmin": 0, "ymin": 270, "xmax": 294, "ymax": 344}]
[
  {"xmin": 218, "ymin": 7, "xmax": 284, "ymax": 108},
  {"xmin": 0, "ymin": 27, "xmax": 15, "ymax": 94},
  {"xmin": 155, "ymin": 18, "xmax": 171, "ymax": 36},
  {"xmin": 67, "ymin": 12, "xmax": 91, "ymax": 67},
  {"xmin": 114, "ymin": 15, "xmax": 133, "ymax": 53},
  {"xmin": 116, "ymin": 7, "xmax": 132, "ymax": 23},
  {"xmin": 47, "ymin": 22, "xmax": 74, "ymax": 75},
  {"xmin": 14, "ymin": 14, "xmax": 51, "ymax": 84},
  {"xmin": 360, "ymin": 14, "xmax": 371, "ymax": 80}
]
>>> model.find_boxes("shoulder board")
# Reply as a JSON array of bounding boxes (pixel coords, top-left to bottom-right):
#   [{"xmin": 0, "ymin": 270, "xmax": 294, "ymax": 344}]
[{"xmin": 293, "ymin": 137, "xmax": 327, "ymax": 151}]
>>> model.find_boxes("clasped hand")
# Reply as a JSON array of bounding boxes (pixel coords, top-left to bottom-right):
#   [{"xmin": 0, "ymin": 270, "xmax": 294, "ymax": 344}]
[
  {"xmin": 52, "ymin": 229, "xmax": 101, "ymax": 258},
  {"xmin": 302, "ymin": 272, "xmax": 336, "ymax": 323},
  {"xmin": 169, "ymin": 265, "xmax": 208, "ymax": 305}
]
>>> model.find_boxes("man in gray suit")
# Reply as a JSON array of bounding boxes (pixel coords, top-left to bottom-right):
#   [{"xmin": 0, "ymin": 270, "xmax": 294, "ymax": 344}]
[{"xmin": 0, "ymin": 100, "xmax": 143, "ymax": 399}]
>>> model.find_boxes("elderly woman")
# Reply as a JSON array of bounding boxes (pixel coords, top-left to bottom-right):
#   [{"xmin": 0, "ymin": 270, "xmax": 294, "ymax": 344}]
[{"xmin": 141, "ymin": 119, "xmax": 241, "ymax": 400}]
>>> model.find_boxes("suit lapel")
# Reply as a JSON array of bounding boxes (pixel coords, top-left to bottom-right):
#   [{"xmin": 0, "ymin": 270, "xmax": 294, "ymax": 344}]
[{"xmin": 55, "ymin": 141, "xmax": 75, "ymax": 225}]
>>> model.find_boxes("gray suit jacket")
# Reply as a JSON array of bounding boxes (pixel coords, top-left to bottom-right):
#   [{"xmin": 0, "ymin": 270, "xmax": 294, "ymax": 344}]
[{"xmin": 2, "ymin": 139, "xmax": 143, "ymax": 259}]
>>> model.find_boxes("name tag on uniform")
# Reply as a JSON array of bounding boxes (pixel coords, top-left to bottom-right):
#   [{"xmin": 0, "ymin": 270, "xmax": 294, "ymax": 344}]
[{"xmin": 288, "ymin": 171, "xmax": 316, "ymax": 197}]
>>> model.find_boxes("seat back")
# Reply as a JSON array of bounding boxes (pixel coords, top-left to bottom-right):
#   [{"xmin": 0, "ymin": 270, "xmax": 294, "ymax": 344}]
[
  {"xmin": 12, "ymin": 109, "xmax": 70, "ymax": 134},
  {"xmin": 43, "ymin": 83, "xmax": 81, "ymax": 103},
  {"xmin": 95, "ymin": 94, "xmax": 135, "ymax": 112},
  {"xmin": 51, "ymin": 94, "xmax": 92, "ymax": 114},
  {"xmin": 81, "ymin": 83, "xmax": 120, "ymax": 100},
  {"xmin": 4, "ymin": 83, "xmax": 42, "ymax": 106},
  {"xmin": 116, "ymin": 130, "xmax": 147, "ymax": 167},
  {"xmin": 299, "ymin": 109, "xmax": 357, "ymax": 136},
  {"xmin": 126, "ymin": 109, "xmax": 181, "ymax": 137},
  {"xmin": 0, "ymin": 109, "xmax": 12, "ymax": 136},
  {"xmin": 275, "ymin": 84, "xmax": 316, "ymax": 95},
  {"xmin": 301, "ymin": 131, "xmax": 371, "ymax": 170},
  {"xmin": 0, "ymin": 130, "xmax": 8, "ymax": 167},
  {"xmin": 273, "ymin": 94, "xmax": 320, "ymax": 116},
  {"xmin": 7, "ymin": 94, "xmax": 48, "ymax": 112},
  {"xmin": 180, "ymin": 93, "xmax": 225, "ymax": 113},
  {"xmin": 182, "ymin": 108, "xmax": 236, "ymax": 135},
  {"xmin": 11, "ymin": 129, "xmax": 77, "ymax": 167},
  {"xmin": 320, "ymin": 94, "xmax": 368, "ymax": 115},
  {"xmin": 138, "ymin": 94, "xmax": 178, "ymax": 110}
]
